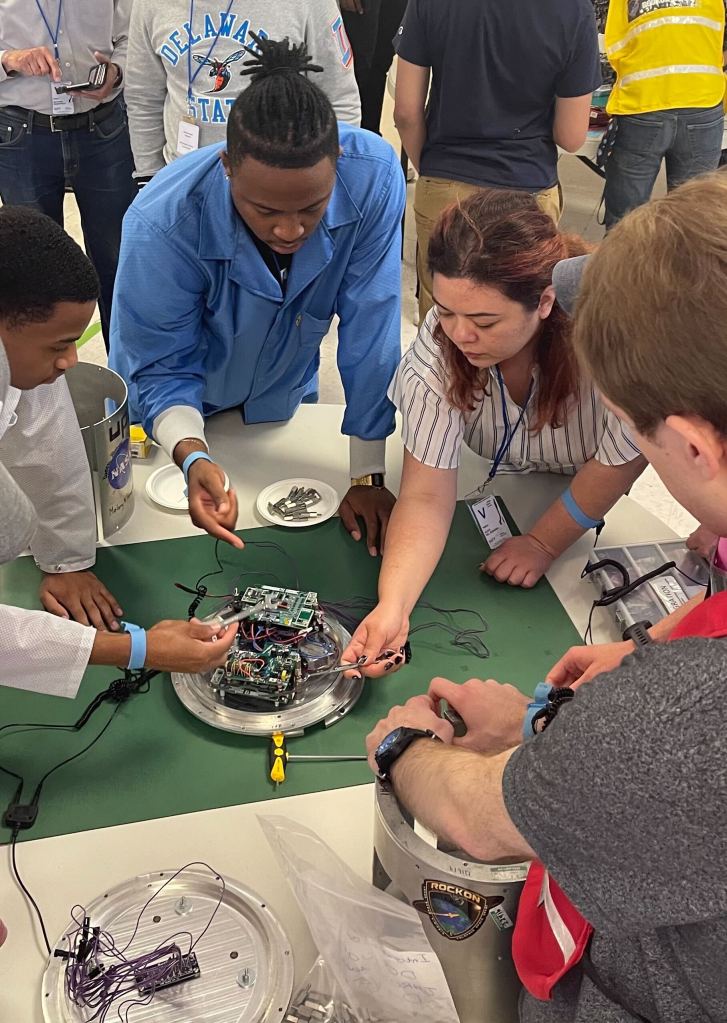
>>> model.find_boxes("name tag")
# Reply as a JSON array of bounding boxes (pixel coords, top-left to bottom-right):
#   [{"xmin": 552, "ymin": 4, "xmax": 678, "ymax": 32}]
[
  {"xmin": 51, "ymin": 83, "xmax": 74, "ymax": 116},
  {"xmin": 177, "ymin": 117, "xmax": 200, "ymax": 156},
  {"xmin": 468, "ymin": 494, "xmax": 513, "ymax": 550}
]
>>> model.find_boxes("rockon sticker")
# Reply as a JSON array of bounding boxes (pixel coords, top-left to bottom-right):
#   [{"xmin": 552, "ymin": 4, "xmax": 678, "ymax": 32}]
[{"xmin": 414, "ymin": 880, "xmax": 504, "ymax": 941}]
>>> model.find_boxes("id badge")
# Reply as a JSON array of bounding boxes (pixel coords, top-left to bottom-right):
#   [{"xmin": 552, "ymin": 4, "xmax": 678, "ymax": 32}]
[
  {"xmin": 467, "ymin": 493, "xmax": 513, "ymax": 550},
  {"xmin": 51, "ymin": 83, "xmax": 74, "ymax": 116},
  {"xmin": 177, "ymin": 115, "xmax": 200, "ymax": 156}
]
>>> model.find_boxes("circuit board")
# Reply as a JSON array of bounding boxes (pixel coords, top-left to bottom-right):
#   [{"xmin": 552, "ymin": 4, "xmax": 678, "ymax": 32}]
[
  {"xmin": 208, "ymin": 586, "xmax": 338, "ymax": 711},
  {"xmin": 135, "ymin": 950, "xmax": 200, "ymax": 997},
  {"xmin": 240, "ymin": 586, "xmax": 318, "ymax": 628}
]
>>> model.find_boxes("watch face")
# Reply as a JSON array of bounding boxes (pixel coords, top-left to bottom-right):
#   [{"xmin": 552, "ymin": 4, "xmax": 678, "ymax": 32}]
[{"xmin": 377, "ymin": 727, "xmax": 404, "ymax": 757}]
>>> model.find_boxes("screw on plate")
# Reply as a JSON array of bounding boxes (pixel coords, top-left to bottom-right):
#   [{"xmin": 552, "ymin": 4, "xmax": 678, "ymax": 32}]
[
  {"xmin": 237, "ymin": 967, "xmax": 256, "ymax": 989},
  {"xmin": 175, "ymin": 895, "xmax": 193, "ymax": 916}
]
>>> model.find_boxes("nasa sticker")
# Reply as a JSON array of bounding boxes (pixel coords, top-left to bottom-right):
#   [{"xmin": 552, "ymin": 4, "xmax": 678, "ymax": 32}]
[
  {"xmin": 106, "ymin": 439, "xmax": 131, "ymax": 490},
  {"xmin": 415, "ymin": 880, "xmax": 504, "ymax": 941}
]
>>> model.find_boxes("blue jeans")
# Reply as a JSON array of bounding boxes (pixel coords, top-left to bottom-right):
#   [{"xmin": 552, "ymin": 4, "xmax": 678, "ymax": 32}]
[
  {"xmin": 0, "ymin": 98, "xmax": 136, "ymax": 349},
  {"xmin": 604, "ymin": 104, "xmax": 724, "ymax": 229}
]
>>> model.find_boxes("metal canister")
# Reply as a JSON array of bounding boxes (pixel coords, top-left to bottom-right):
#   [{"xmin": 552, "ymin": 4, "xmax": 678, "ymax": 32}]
[
  {"xmin": 373, "ymin": 781, "xmax": 528, "ymax": 1023},
  {"xmin": 65, "ymin": 363, "xmax": 134, "ymax": 539}
]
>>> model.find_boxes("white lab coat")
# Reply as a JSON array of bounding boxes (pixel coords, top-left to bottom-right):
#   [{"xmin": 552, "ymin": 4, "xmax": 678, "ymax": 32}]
[{"xmin": 0, "ymin": 344, "xmax": 97, "ymax": 698}]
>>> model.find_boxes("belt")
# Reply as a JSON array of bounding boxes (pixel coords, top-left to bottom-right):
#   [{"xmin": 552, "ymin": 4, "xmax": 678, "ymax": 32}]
[{"xmin": 3, "ymin": 98, "xmax": 119, "ymax": 134}]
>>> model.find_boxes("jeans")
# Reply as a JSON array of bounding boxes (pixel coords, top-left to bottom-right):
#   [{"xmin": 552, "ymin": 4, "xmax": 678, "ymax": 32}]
[
  {"xmin": 0, "ymin": 97, "xmax": 136, "ymax": 349},
  {"xmin": 342, "ymin": 0, "xmax": 408, "ymax": 134},
  {"xmin": 604, "ymin": 103, "xmax": 724, "ymax": 229}
]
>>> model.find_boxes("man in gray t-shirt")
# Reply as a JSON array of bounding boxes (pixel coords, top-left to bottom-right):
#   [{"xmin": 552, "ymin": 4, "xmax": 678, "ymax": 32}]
[{"xmin": 364, "ymin": 174, "xmax": 727, "ymax": 1023}]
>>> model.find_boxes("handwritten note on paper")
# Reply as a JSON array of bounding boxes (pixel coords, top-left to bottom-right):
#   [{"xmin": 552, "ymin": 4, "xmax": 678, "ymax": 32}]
[
  {"xmin": 340, "ymin": 930, "xmax": 459, "ymax": 1023},
  {"xmin": 258, "ymin": 814, "xmax": 460, "ymax": 1023}
]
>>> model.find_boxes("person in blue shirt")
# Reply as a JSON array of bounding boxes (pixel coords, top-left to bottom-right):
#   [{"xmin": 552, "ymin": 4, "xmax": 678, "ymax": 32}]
[{"xmin": 110, "ymin": 35, "xmax": 405, "ymax": 554}]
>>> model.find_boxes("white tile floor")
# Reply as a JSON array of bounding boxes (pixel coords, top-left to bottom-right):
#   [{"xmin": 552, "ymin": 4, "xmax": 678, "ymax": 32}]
[{"xmin": 69, "ymin": 93, "xmax": 695, "ymax": 538}]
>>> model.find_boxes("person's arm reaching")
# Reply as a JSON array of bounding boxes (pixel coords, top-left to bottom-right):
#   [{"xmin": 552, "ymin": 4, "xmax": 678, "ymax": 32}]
[
  {"xmin": 483, "ymin": 455, "xmax": 647, "ymax": 588},
  {"xmin": 124, "ymin": 0, "xmax": 170, "ymax": 176},
  {"xmin": 0, "ymin": 379, "xmax": 126, "ymax": 630},
  {"xmin": 110, "ymin": 209, "xmax": 240, "ymax": 547},
  {"xmin": 0, "ymin": 606, "xmax": 237, "ymax": 698},
  {"xmin": 335, "ymin": 144, "xmax": 405, "ymax": 554},
  {"xmin": 547, "ymin": 593, "xmax": 705, "ymax": 687},
  {"xmin": 306, "ymin": 0, "xmax": 361, "ymax": 126},
  {"xmin": 365, "ymin": 694, "xmax": 535, "ymax": 863},
  {"xmin": 341, "ymin": 450, "xmax": 457, "ymax": 674},
  {"xmin": 393, "ymin": 58, "xmax": 429, "ymax": 172}
]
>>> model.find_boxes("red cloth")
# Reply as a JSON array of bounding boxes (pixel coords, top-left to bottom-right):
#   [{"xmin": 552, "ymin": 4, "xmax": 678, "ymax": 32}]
[{"xmin": 512, "ymin": 590, "xmax": 726, "ymax": 998}]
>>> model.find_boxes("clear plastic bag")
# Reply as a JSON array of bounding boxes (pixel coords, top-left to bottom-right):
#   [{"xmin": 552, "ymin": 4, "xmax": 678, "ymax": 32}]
[{"xmin": 259, "ymin": 814, "xmax": 459, "ymax": 1023}]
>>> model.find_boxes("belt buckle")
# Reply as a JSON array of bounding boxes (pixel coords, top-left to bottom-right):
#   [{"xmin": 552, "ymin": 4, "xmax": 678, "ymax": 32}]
[{"xmin": 49, "ymin": 114, "xmax": 62, "ymax": 133}]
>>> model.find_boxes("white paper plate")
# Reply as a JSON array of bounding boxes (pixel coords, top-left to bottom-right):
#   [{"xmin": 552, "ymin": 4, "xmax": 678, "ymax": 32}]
[
  {"xmin": 256, "ymin": 477, "xmax": 338, "ymax": 528},
  {"xmin": 145, "ymin": 463, "xmax": 230, "ymax": 512}
]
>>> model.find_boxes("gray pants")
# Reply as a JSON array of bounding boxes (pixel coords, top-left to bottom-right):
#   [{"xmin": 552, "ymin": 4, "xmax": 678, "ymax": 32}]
[{"xmin": 604, "ymin": 103, "xmax": 724, "ymax": 229}]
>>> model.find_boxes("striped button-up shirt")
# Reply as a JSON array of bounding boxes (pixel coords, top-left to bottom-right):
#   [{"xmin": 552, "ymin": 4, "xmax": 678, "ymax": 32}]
[
  {"xmin": 390, "ymin": 308, "xmax": 640, "ymax": 476},
  {"xmin": 0, "ymin": 0, "xmax": 130, "ymax": 115}
]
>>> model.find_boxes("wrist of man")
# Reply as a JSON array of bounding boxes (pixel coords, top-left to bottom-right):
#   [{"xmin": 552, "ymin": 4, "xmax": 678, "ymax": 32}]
[
  {"xmin": 173, "ymin": 437, "xmax": 210, "ymax": 469},
  {"xmin": 90, "ymin": 630, "xmax": 132, "ymax": 668},
  {"xmin": 0, "ymin": 51, "xmax": 18, "ymax": 77}
]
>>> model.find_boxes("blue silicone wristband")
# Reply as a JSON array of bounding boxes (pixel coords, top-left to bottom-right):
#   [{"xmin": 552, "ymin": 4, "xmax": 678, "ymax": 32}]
[
  {"xmin": 561, "ymin": 487, "xmax": 605, "ymax": 531},
  {"xmin": 181, "ymin": 450, "xmax": 212, "ymax": 484},
  {"xmin": 122, "ymin": 621, "xmax": 147, "ymax": 671},
  {"xmin": 523, "ymin": 681, "xmax": 551, "ymax": 740}
]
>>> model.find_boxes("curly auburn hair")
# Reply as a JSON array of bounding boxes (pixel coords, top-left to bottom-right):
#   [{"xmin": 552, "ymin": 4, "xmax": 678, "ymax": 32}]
[{"xmin": 427, "ymin": 190, "xmax": 589, "ymax": 431}]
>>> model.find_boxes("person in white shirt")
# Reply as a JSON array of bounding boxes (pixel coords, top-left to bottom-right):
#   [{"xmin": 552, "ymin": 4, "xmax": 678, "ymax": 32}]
[
  {"xmin": 126, "ymin": 0, "xmax": 360, "ymax": 180},
  {"xmin": 342, "ymin": 189, "xmax": 646, "ymax": 673},
  {"xmin": 0, "ymin": 207, "xmax": 237, "ymax": 699}
]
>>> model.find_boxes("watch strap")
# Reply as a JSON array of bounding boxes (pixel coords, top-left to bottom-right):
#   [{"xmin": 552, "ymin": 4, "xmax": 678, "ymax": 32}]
[
  {"xmin": 375, "ymin": 727, "xmax": 439, "ymax": 780},
  {"xmin": 351, "ymin": 472, "xmax": 385, "ymax": 488}
]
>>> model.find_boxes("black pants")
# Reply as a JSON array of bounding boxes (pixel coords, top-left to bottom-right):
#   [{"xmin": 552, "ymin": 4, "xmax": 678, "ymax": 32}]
[{"xmin": 342, "ymin": 0, "xmax": 408, "ymax": 134}]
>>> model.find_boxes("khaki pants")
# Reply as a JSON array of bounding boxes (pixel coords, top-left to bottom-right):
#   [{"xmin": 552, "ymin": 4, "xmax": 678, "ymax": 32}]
[{"xmin": 413, "ymin": 176, "xmax": 563, "ymax": 324}]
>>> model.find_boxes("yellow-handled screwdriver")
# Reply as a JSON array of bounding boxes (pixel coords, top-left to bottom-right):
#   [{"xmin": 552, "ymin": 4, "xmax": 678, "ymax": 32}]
[{"xmin": 269, "ymin": 731, "xmax": 367, "ymax": 786}]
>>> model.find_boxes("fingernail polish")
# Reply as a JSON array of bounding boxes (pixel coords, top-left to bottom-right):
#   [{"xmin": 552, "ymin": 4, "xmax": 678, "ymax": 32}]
[
  {"xmin": 353, "ymin": 673, "xmax": 363, "ymax": 681},
  {"xmin": 383, "ymin": 660, "xmax": 394, "ymax": 672},
  {"xmin": 394, "ymin": 655, "xmax": 403, "ymax": 665}
]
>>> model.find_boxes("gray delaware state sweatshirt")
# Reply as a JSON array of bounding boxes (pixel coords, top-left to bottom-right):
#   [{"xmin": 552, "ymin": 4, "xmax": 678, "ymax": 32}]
[{"xmin": 125, "ymin": 0, "xmax": 361, "ymax": 176}]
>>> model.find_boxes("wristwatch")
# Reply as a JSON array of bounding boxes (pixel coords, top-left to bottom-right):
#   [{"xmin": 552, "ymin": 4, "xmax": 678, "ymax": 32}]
[
  {"xmin": 350, "ymin": 473, "xmax": 385, "ymax": 488},
  {"xmin": 374, "ymin": 726, "xmax": 440, "ymax": 781}
]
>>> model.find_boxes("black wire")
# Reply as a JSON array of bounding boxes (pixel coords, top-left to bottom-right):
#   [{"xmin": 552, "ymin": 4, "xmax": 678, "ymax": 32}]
[
  {"xmin": 583, "ymin": 601, "xmax": 597, "ymax": 645},
  {"xmin": 675, "ymin": 565, "xmax": 707, "ymax": 588},
  {"xmin": 11, "ymin": 829, "xmax": 51, "ymax": 956},
  {"xmin": 30, "ymin": 704, "xmax": 122, "ymax": 806}
]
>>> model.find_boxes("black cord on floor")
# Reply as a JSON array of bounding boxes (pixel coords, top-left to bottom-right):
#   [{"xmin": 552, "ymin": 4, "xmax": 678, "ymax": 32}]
[{"xmin": 10, "ymin": 829, "xmax": 51, "ymax": 957}]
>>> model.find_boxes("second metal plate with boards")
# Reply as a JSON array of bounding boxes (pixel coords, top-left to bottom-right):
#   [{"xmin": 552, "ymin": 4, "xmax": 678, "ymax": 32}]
[
  {"xmin": 43, "ymin": 868, "xmax": 295, "ymax": 1023},
  {"xmin": 172, "ymin": 616, "xmax": 362, "ymax": 736}
]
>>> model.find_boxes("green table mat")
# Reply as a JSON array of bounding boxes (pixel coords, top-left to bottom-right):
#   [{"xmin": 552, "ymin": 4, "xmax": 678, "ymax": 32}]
[{"xmin": 0, "ymin": 504, "xmax": 579, "ymax": 843}]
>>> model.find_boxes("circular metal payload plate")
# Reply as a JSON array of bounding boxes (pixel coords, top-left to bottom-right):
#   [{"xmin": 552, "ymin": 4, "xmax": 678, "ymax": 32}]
[
  {"xmin": 43, "ymin": 867, "xmax": 294, "ymax": 1023},
  {"xmin": 172, "ymin": 618, "xmax": 362, "ymax": 735}
]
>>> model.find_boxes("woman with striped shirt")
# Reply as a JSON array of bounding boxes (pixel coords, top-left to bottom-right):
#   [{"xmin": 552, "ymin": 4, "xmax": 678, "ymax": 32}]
[{"xmin": 343, "ymin": 189, "xmax": 645, "ymax": 674}]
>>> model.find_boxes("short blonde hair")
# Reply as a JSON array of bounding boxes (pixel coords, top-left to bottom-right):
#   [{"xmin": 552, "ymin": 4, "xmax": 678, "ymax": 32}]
[{"xmin": 573, "ymin": 172, "xmax": 727, "ymax": 436}]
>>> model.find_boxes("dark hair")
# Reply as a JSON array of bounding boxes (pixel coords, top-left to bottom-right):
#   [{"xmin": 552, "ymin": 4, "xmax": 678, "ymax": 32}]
[
  {"xmin": 227, "ymin": 34, "xmax": 339, "ymax": 169},
  {"xmin": 428, "ymin": 190, "xmax": 589, "ymax": 431},
  {"xmin": 0, "ymin": 206, "xmax": 98, "ymax": 328}
]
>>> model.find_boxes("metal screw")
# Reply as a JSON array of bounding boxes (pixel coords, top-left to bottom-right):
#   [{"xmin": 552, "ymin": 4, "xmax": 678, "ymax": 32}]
[
  {"xmin": 175, "ymin": 895, "xmax": 193, "ymax": 916},
  {"xmin": 237, "ymin": 967, "xmax": 256, "ymax": 988}
]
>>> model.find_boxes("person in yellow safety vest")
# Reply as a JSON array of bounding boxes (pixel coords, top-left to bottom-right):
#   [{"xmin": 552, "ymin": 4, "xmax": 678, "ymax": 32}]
[{"xmin": 602, "ymin": 0, "xmax": 727, "ymax": 228}]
